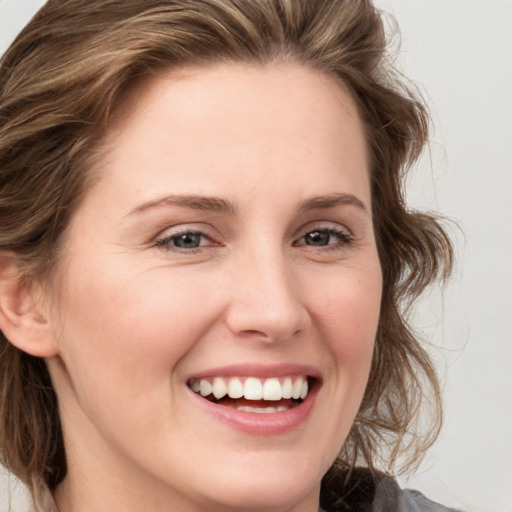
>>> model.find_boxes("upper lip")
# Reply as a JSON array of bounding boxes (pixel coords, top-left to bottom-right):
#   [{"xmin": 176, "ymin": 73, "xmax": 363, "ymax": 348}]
[{"xmin": 187, "ymin": 363, "xmax": 321, "ymax": 381}]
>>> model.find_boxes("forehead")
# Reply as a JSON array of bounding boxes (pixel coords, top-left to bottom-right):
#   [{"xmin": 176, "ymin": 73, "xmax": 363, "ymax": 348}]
[
  {"xmin": 89, "ymin": 62, "xmax": 370, "ymax": 210},
  {"xmin": 111, "ymin": 62, "xmax": 362, "ymax": 129}
]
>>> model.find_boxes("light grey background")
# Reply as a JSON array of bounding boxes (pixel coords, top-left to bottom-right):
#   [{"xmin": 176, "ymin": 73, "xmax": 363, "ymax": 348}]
[{"xmin": 1, "ymin": 1, "xmax": 511, "ymax": 511}]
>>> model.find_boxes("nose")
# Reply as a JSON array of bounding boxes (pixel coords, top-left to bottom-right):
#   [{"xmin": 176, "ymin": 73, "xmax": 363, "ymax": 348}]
[{"xmin": 224, "ymin": 245, "xmax": 310, "ymax": 343}]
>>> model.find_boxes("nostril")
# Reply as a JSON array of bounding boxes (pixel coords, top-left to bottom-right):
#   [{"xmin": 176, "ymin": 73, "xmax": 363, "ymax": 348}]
[
  {"xmin": 235, "ymin": 328, "xmax": 303, "ymax": 344},
  {"xmin": 224, "ymin": 264, "xmax": 310, "ymax": 340},
  {"xmin": 226, "ymin": 304, "xmax": 309, "ymax": 343},
  {"xmin": 241, "ymin": 329, "xmax": 268, "ymax": 337}
]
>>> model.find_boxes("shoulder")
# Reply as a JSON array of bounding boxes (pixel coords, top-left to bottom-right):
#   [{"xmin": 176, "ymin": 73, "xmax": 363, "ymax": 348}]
[
  {"xmin": 320, "ymin": 467, "xmax": 464, "ymax": 512},
  {"xmin": 373, "ymin": 477, "xmax": 463, "ymax": 512}
]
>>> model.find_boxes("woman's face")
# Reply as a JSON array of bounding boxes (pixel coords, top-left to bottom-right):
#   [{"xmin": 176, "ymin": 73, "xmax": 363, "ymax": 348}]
[{"xmin": 47, "ymin": 63, "xmax": 382, "ymax": 511}]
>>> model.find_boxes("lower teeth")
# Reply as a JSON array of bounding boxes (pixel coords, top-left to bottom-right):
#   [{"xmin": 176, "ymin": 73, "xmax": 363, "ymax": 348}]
[
  {"xmin": 198, "ymin": 393, "xmax": 303, "ymax": 412},
  {"xmin": 237, "ymin": 405, "xmax": 289, "ymax": 413}
]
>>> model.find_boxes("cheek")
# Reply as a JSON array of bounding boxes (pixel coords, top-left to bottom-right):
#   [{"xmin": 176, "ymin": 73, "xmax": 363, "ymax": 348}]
[
  {"xmin": 301, "ymin": 265, "xmax": 381, "ymax": 453},
  {"xmin": 53, "ymin": 260, "xmax": 219, "ymax": 400},
  {"xmin": 49, "ymin": 263, "xmax": 224, "ymax": 453},
  {"xmin": 312, "ymin": 268, "xmax": 381, "ymax": 363}
]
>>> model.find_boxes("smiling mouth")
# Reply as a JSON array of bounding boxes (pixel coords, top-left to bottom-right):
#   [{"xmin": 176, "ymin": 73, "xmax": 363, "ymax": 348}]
[{"xmin": 187, "ymin": 375, "xmax": 311, "ymax": 413}]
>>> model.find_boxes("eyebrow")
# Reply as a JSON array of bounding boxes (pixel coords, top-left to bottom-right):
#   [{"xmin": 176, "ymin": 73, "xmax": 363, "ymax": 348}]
[
  {"xmin": 128, "ymin": 194, "xmax": 238, "ymax": 216},
  {"xmin": 128, "ymin": 192, "xmax": 367, "ymax": 217},
  {"xmin": 298, "ymin": 193, "xmax": 368, "ymax": 214}
]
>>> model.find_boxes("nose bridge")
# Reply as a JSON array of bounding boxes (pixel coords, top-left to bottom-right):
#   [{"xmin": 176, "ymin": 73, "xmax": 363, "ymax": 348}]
[{"xmin": 226, "ymin": 239, "xmax": 308, "ymax": 341}]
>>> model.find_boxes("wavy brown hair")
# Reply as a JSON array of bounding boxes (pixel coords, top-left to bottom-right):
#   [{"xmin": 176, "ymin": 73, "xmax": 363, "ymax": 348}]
[{"xmin": 0, "ymin": 0, "xmax": 453, "ymax": 508}]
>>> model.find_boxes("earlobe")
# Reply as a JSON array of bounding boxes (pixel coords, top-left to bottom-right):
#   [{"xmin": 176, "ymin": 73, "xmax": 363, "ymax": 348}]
[{"xmin": 0, "ymin": 253, "xmax": 59, "ymax": 357}]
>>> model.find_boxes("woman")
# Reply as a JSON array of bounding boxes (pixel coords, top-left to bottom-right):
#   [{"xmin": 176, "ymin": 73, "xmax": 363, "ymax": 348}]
[{"xmin": 0, "ymin": 1, "xmax": 456, "ymax": 511}]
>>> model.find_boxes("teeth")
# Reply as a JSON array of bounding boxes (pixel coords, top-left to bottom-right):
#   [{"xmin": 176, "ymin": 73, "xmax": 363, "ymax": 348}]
[
  {"xmin": 199, "ymin": 380, "xmax": 212, "ymax": 397},
  {"xmin": 262, "ymin": 378, "xmax": 282, "ymax": 401},
  {"xmin": 244, "ymin": 377, "xmax": 263, "ymax": 400},
  {"xmin": 212, "ymin": 377, "xmax": 227, "ymax": 399},
  {"xmin": 227, "ymin": 378, "xmax": 244, "ymax": 399},
  {"xmin": 191, "ymin": 375, "xmax": 310, "ymax": 402},
  {"xmin": 282, "ymin": 377, "xmax": 293, "ymax": 399},
  {"xmin": 237, "ymin": 406, "xmax": 289, "ymax": 414},
  {"xmin": 300, "ymin": 380, "xmax": 308, "ymax": 399},
  {"xmin": 291, "ymin": 379, "xmax": 302, "ymax": 400}
]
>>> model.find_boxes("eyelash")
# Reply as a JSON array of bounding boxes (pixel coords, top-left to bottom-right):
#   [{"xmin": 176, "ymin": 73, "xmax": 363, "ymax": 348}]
[
  {"xmin": 294, "ymin": 226, "xmax": 354, "ymax": 250},
  {"xmin": 154, "ymin": 226, "xmax": 354, "ymax": 254},
  {"xmin": 155, "ymin": 229, "xmax": 215, "ymax": 253}
]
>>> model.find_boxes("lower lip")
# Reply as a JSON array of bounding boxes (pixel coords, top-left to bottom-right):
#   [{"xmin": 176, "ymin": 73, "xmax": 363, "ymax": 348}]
[{"xmin": 189, "ymin": 384, "xmax": 319, "ymax": 436}]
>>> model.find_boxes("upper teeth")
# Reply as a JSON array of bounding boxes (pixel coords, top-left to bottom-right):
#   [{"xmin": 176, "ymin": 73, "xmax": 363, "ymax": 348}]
[{"xmin": 190, "ymin": 376, "xmax": 309, "ymax": 401}]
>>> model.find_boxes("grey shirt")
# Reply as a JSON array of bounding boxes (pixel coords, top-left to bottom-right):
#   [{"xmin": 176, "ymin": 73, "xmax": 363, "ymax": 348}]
[{"xmin": 320, "ymin": 469, "xmax": 462, "ymax": 512}]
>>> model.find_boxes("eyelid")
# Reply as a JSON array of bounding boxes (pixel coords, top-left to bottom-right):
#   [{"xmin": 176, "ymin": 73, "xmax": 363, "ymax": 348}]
[
  {"xmin": 293, "ymin": 221, "xmax": 355, "ymax": 248},
  {"xmin": 156, "ymin": 229, "xmax": 207, "ymax": 244},
  {"xmin": 153, "ymin": 223, "xmax": 221, "ymax": 251},
  {"xmin": 150, "ymin": 220, "xmax": 355, "ymax": 254},
  {"xmin": 153, "ymin": 221, "xmax": 214, "ymax": 239},
  {"xmin": 295, "ymin": 220, "xmax": 353, "ymax": 238}
]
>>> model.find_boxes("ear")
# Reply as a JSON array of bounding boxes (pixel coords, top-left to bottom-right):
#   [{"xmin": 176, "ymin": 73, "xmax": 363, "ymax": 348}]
[{"xmin": 0, "ymin": 253, "xmax": 59, "ymax": 357}]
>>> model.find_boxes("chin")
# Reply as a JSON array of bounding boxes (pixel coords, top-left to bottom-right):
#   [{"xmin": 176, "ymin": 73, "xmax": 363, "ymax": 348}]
[{"xmin": 190, "ymin": 451, "xmax": 326, "ymax": 512}]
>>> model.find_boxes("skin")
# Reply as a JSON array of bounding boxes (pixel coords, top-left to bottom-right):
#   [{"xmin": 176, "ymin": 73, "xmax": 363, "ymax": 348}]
[{"xmin": 40, "ymin": 63, "xmax": 383, "ymax": 512}]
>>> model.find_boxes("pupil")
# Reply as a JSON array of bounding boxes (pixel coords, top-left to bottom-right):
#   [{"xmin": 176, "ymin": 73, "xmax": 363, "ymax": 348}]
[
  {"xmin": 306, "ymin": 231, "xmax": 329, "ymax": 246},
  {"xmin": 175, "ymin": 233, "xmax": 201, "ymax": 248}
]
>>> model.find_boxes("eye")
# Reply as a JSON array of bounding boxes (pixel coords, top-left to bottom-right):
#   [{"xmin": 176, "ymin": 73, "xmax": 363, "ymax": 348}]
[
  {"xmin": 155, "ymin": 229, "xmax": 214, "ymax": 252},
  {"xmin": 295, "ymin": 227, "xmax": 353, "ymax": 249}
]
